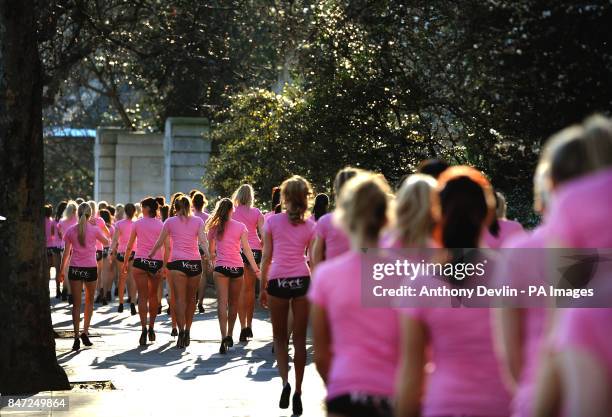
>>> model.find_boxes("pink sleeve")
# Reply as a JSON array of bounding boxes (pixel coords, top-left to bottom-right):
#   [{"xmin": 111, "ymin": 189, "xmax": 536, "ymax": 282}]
[
  {"xmin": 308, "ymin": 268, "xmax": 329, "ymax": 307},
  {"xmin": 315, "ymin": 216, "xmax": 328, "ymax": 239},
  {"xmin": 263, "ymin": 216, "xmax": 273, "ymax": 234},
  {"xmin": 96, "ymin": 227, "xmax": 106, "ymax": 241},
  {"xmin": 63, "ymin": 228, "xmax": 71, "ymax": 244}
]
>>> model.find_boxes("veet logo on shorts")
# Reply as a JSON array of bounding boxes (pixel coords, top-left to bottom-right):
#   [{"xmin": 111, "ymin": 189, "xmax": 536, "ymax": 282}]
[
  {"xmin": 182, "ymin": 261, "xmax": 200, "ymax": 272},
  {"xmin": 140, "ymin": 259, "xmax": 160, "ymax": 268},
  {"xmin": 278, "ymin": 278, "xmax": 304, "ymax": 289},
  {"xmin": 73, "ymin": 269, "xmax": 90, "ymax": 278}
]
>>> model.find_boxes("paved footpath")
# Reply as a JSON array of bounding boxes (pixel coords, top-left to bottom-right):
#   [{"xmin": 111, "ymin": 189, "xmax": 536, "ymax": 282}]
[{"xmin": 3, "ymin": 279, "xmax": 326, "ymax": 416}]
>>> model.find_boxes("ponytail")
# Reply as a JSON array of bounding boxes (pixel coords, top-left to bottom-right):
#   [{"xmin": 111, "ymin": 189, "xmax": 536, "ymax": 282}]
[
  {"xmin": 174, "ymin": 195, "xmax": 191, "ymax": 218},
  {"xmin": 77, "ymin": 202, "xmax": 92, "ymax": 247},
  {"xmin": 140, "ymin": 197, "xmax": 159, "ymax": 218},
  {"xmin": 206, "ymin": 198, "xmax": 233, "ymax": 239}
]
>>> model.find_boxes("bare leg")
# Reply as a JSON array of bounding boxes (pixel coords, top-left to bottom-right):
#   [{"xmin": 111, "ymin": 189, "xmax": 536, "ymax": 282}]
[
  {"xmin": 83, "ymin": 281, "xmax": 97, "ymax": 334},
  {"xmin": 117, "ymin": 260, "xmax": 126, "ymax": 305},
  {"xmin": 269, "ymin": 295, "xmax": 291, "ymax": 384},
  {"xmin": 148, "ymin": 273, "xmax": 161, "ymax": 328},
  {"xmin": 133, "ymin": 269, "xmax": 150, "ymax": 329},
  {"xmin": 185, "ymin": 276, "xmax": 199, "ymax": 330},
  {"xmin": 238, "ymin": 266, "xmax": 256, "ymax": 329},
  {"xmin": 228, "ymin": 276, "xmax": 243, "ymax": 339},
  {"xmin": 170, "ymin": 271, "xmax": 188, "ymax": 331},
  {"xmin": 127, "ymin": 266, "xmax": 137, "ymax": 301},
  {"xmin": 167, "ymin": 274, "xmax": 177, "ymax": 329},
  {"xmin": 70, "ymin": 279, "xmax": 84, "ymax": 335},
  {"xmin": 290, "ymin": 296, "xmax": 310, "ymax": 394},
  {"xmin": 197, "ymin": 258, "xmax": 208, "ymax": 306},
  {"xmin": 214, "ymin": 273, "xmax": 229, "ymax": 338}
]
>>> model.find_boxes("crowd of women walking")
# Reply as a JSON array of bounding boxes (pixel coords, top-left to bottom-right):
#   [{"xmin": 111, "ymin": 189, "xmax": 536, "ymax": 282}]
[{"xmin": 44, "ymin": 114, "xmax": 612, "ymax": 417}]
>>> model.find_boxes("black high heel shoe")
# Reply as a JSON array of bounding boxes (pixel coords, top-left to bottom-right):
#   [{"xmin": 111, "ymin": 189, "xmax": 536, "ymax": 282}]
[
  {"xmin": 139, "ymin": 329, "xmax": 147, "ymax": 346},
  {"xmin": 239, "ymin": 328, "xmax": 248, "ymax": 343},
  {"xmin": 219, "ymin": 338, "xmax": 227, "ymax": 354},
  {"xmin": 171, "ymin": 328, "xmax": 178, "ymax": 337},
  {"xmin": 184, "ymin": 330, "xmax": 190, "ymax": 347},
  {"xmin": 292, "ymin": 392, "xmax": 303, "ymax": 415},
  {"xmin": 246, "ymin": 327, "xmax": 253, "ymax": 338},
  {"xmin": 80, "ymin": 332, "xmax": 93, "ymax": 347},
  {"xmin": 72, "ymin": 337, "xmax": 80, "ymax": 351},
  {"xmin": 279, "ymin": 382, "xmax": 291, "ymax": 409},
  {"xmin": 197, "ymin": 303, "xmax": 205, "ymax": 314},
  {"xmin": 148, "ymin": 327, "xmax": 155, "ymax": 342},
  {"xmin": 225, "ymin": 335, "xmax": 234, "ymax": 348},
  {"xmin": 130, "ymin": 302, "xmax": 137, "ymax": 316},
  {"xmin": 177, "ymin": 330, "xmax": 185, "ymax": 348}
]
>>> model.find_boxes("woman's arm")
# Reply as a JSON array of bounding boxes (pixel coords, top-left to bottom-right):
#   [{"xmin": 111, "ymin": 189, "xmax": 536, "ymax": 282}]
[
  {"xmin": 311, "ymin": 304, "xmax": 332, "ymax": 383},
  {"xmin": 110, "ymin": 227, "xmax": 120, "ymax": 255},
  {"xmin": 395, "ymin": 316, "xmax": 427, "ymax": 417},
  {"xmin": 310, "ymin": 235, "xmax": 325, "ymax": 270},
  {"xmin": 149, "ymin": 228, "xmax": 169, "ymax": 258},
  {"xmin": 208, "ymin": 237, "xmax": 216, "ymax": 267},
  {"xmin": 197, "ymin": 223, "xmax": 210, "ymax": 260},
  {"xmin": 256, "ymin": 216, "xmax": 264, "ymax": 248},
  {"xmin": 259, "ymin": 230, "xmax": 273, "ymax": 308},
  {"xmin": 58, "ymin": 241, "xmax": 72, "ymax": 282},
  {"xmin": 240, "ymin": 233, "xmax": 261, "ymax": 276},
  {"xmin": 122, "ymin": 229, "xmax": 137, "ymax": 274},
  {"xmin": 492, "ymin": 308, "xmax": 523, "ymax": 391}
]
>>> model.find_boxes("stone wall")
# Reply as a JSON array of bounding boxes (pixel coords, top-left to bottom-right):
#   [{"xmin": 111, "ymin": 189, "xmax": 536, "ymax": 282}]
[{"xmin": 94, "ymin": 118, "xmax": 210, "ymax": 204}]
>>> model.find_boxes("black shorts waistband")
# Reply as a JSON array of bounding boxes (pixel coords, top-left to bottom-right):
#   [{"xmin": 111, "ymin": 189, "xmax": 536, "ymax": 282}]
[
  {"xmin": 266, "ymin": 276, "xmax": 310, "ymax": 299},
  {"xmin": 214, "ymin": 265, "xmax": 244, "ymax": 279},
  {"xmin": 117, "ymin": 251, "xmax": 135, "ymax": 263},
  {"xmin": 68, "ymin": 266, "xmax": 98, "ymax": 282},
  {"xmin": 240, "ymin": 249, "xmax": 262, "ymax": 266},
  {"xmin": 167, "ymin": 260, "xmax": 202, "ymax": 277},
  {"xmin": 133, "ymin": 258, "xmax": 163, "ymax": 274},
  {"xmin": 326, "ymin": 393, "xmax": 393, "ymax": 417}
]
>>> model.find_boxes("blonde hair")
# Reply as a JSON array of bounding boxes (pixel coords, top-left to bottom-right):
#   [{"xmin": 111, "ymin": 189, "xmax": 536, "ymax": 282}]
[
  {"xmin": 115, "ymin": 204, "xmax": 125, "ymax": 221},
  {"xmin": 335, "ymin": 172, "xmax": 392, "ymax": 247},
  {"xmin": 63, "ymin": 201, "xmax": 78, "ymax": 220},
  {"xmin": 280, "ymin": 175, "xmax": 313, "ymax": 225},
  {"xmin": 533, "ymin": 161, "xmax": 551, "ymax": 214},
  {"xmin": 77, "ymin": 202, "xmax": 92, "ymax": 247},
  {"xmin": 174, "ymin": 194, "xmax": 192, "ymax": 218},
  {"xmin": 395, "ymin": 174, "xmax": 437, "ymax": 247},
  {"xmin": 495, "ymin": 191, "xmax": 507, "ymax": 219},
  {"xmin": 87, "ymin": 200, "xmax": 98, "ymax": 217},
  {"xmin": 232, "ymin": 184, "xmax": 254, "ymax": 207}
]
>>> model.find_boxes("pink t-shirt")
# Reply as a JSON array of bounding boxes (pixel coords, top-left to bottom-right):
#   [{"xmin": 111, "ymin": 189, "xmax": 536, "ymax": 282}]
[
  {"xmin": 45, "ymin": 218, "xmax": 56, "ymax": 248},
  {"xmin": 483, "ymin": 219, "xmax": 525, "ymax": 249},
  {"xmin": 57, "ymin": 217, "xmax": 77, "ymax": 248},
  {"xmin": 315, "ymin": 212, "xmax": 350, "ymax": 260},
  {"xmin": 546, "ymin": 168, "xmax": 612, "ymax": 247},
  {"xmin": 502, "ymin": 226, "xmax": 550, "ymax": 417},
  {"xmin": 194, "ymin": 210, "xmax": 210, "ymax": 224},
  {"xmin": 309, "ymin": 251, "xmax": 400, "ymax": 399},
  {"xmin": 133, "ymin": 217, "xmax": 164, "ymax": 260},
  {"xmin": 163, "ymin": 215, "xmax": 204, "ymax": 262},
  {"xmin": 208, "ymin": 219, "xmax": 247, "ymax": 268},
  {"xmin": 104, "ymin": 225, "xmax": 114, "ymax": 248},
  {"xmin": 115, "ymin": 219, "xmax": 134, "ymax": 253},
  {"xmin": 64, "ymin": 223, "xmax": 106, "ymax": 267},
  {"xmin": 264, "ymin": 212, "xmax": 315, "ymax": 279},
  {"xmin": 232, "ymin": 205, "xmax": 263, "ymax": 250},
  {"xmin": 92, "ymin": 217, "xmax": 106, "ymax": 251},
  {"xmin": 404, "ymin": 308, "xmax": 511, "ymax": 417}
]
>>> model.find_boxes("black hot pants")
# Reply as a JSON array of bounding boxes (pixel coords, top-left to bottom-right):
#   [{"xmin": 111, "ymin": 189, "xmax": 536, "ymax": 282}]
[
  {"xmin": 133, "ymin": 258, "xmax": 163, "ymax": 274},
  {"xmin": 167, "ymin": 260, "xmax": 202, "ymax": 277},
  {"xmin": 240, "ymin": 249, "xmax": 262, "ymax": 266},
  {"xmin": 266, "ymin": 276, "xmax": 310, "ymax": 299},
  {"xmin": 96, "ymin": 250, "xmax": 103, "ymax": 261},
  {"xmin": 214, "ymin": 266, "xmax": 244, "ymax": 279},
  {"xmin": 46, "ymin": 248, "xmax": 55, "ymax": 257},
  {"xmin": 68, "ymin": 266, "xmax": 98, "ymax": 282},
  {"xmin": 117, "ymin": 251, "xmax": 135, "ymax": 262},
  {"xmin": 326, "ymin": 393, "xmax": 393, "ymax": 417}
]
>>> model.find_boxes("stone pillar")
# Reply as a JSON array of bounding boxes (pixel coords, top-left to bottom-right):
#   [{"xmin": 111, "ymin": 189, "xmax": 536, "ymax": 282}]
[
  {"xmin": 94, "ymin": 128, "xmax": 120, "ymax": 203},
  {"xmin": 114, "ymin": 132, "xmax": 164, "ymax": 203},
  {"xmin": 164, "ymin": 117, "xmax": 211, "ymax": 200}
]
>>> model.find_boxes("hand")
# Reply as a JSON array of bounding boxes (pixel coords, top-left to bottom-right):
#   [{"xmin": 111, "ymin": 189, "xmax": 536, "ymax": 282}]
[
  {"xmin": 122, "ymin": 263, "xmax": 128, "ymax": 275},
  {"xmin": 162, "ymin": 266, "xmax": 169, "ymax": 278},
  {"xmin": 59, "ymin": 271, "xmax": 65, "ymax": 283},
  {"xmin": 259, "ymin": 290, "xmax": 268, "ymax": 309},
  {"xmin": 254, "ymin": 268, "xmax": 261, "ymax": 279}
]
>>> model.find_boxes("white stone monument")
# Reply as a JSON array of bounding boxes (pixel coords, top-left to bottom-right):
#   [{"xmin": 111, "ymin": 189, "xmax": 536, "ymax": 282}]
[{"xmin": 94, "ymin": 118, "xmax": 210, "ymax": 204}]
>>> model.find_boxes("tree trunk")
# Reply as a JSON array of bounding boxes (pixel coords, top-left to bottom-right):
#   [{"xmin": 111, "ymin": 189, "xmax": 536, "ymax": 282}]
[{"xmin": 0, "ymin": 0, "xmax": 70, "ymax": 394}]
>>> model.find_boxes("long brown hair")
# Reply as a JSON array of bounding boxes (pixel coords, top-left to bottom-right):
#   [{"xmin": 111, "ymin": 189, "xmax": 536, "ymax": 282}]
[
  {"xmin": 174, "ymin": 194, "xmax": 192, "ymax": 219},
  {"xmin": 169, "ymin": 192, "xmax": 184, "ymax": 217},
  {"xmin": 206, "ymin": 198, "xmax": 233, "ymax": 239},
  {"xmin": 77, "ymin": 202, "xmax": 92, "ymax": 247},
  {"xmin": 280, "ymin": 175, "xmax": 313, "ymax": 225}
]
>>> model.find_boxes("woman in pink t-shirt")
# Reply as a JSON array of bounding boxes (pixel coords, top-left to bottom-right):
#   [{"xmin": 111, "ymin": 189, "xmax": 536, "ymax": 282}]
[
  {"xmin": 111, "ymin": 203, "xmax": 137, "ymax": 314},
  {"xmin": 59, "ymin": 202, "xmax": 109, "ymax": 351},
  {"xmin": 483, "ymin": 191, "xmax": 525, "ymax": 249},
  {"xmin": 192, "ymin": 191, "xmax": 211, "ymax": 314},
  {"xmin": 207, "ymin": 198, "xmax": 260, "ymax": 354},
  {"xmin": 87, "ymin": 200, "xmax": 111, "ymax": 305},
  {"xmin": 99, "ymin": 209, "xmax": 115, "ymax": 306},
  {"xmin": 260, "ymin": 175, "xmax": 315, "ymax": 416},
  {"xmin": 57, "ymin": 201, "xmax": 78, "ymax": 302},
  {"xmin": 396, "ymin": 166, "xmax": 511, "ymax": 417},
  {"xmin": 150, "ymin": 195, "xmax": 209, "ymax": 349},
  {"xmin": 310, "ymin": 172, "xmax": 399, "ymax": 417},
  {"xmin": 44, "ymin": 204, "xmax": 57, "ymax": 291},
  {"xmin": 51, "ymin": 201, "xmax": 67, "ymax": 299},
  {"xmin": 124, "ymin": 198, "xmax": 168, "ymax": 346},
  {"xmin": 311, "ymin": 167, "xmax": 361, "ymax": 270},
  {"xmin": 231, "ymin": 184, "xmax": 265, "ymax": 342}
]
